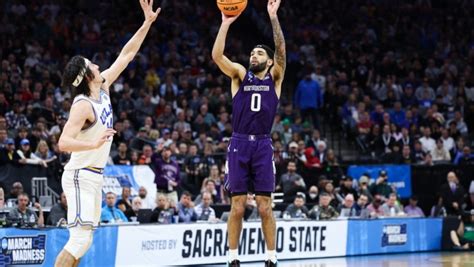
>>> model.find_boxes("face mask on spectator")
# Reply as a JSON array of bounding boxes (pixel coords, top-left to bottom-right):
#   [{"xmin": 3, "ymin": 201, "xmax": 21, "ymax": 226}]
[{"xmin": 309, "ymin": 193, "xmax": 318, "ymax": 199}]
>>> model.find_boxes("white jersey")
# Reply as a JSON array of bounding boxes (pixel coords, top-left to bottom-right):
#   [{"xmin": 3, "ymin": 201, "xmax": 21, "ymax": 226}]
[{"xmin": 64, "ymin": 89, "xmax": 113, "ymax": 170}]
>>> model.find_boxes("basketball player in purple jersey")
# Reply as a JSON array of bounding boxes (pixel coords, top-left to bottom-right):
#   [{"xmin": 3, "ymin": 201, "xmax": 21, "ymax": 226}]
[{"xmin": 212, "ymin": 0, "xmax": 285, "ymax": 266}]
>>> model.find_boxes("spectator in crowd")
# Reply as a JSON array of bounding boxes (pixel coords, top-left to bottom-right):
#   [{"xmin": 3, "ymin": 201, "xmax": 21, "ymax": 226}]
[
  {"xmin": 277, "ymin": 161, "xmax": 306, "ymax": 203},
  {"xmin": 382, "ymin": 193, "xmax": 404, "ymax": 217},
  {"xmin": 369, "ymin": 170, "xmax": 393, "ymax": 199},
  {"xmin": 322, "ymin": 181, "xmax": 340, "ymax": 208},
  {"xmin": 138, "ymin": 186, "xmax": 155, "ymax": 210},
  {"xmin": 113, "ymin": 142, "xmax": 132, "ymax": 165},
  {"xmin": 194, "ymin": 192, "xmax": 217, "ymax": 222},
  {"xmin": 47, "ymin": 192, "xmax": 67, "ymax": 226},
  {"xmin": 294, "ymin": 67, "xmax": 323, "ymax": 130},
  {"xmin": 400, "ymin": 144, "xmax": 416, "ymax": 164},
  {"xmin": 306, "ymin": 186, "xmax": 319, "ymax": 205},
  {"xmin": 367, "ymin": 194, "xmax": 384, "ymax": 218},
  {"xmin": 453, "ymin": 146, "xmax": 474, "ymax": 165},
  {"xmin": 150, "ymin": 194, "xmax": 175, "ymax": 224},
  {"xmin": 6, "ymin": 182, "xmax": 24, "ymax": 202},
  {"xmin": 152, "ymin": 146, "xmax": 180, "ymax": 205},
  {"xmin": 244, "ymin": 194, "xmax": 259, "ymax": 221},
  {"xmin": 200, "ymin": 165, "xmax": 224, "ymax": 204},
  {"xmin": 101, "ymin": 192, "xmax": 128, "ymax": 223},
  {"xmin": 16, "ymin": 139, "xmax": 47, "ymax": 167},
  {"xmin": 184, "ymin": 143, "xmax": 204, "ymax": 192},
  {"xmin": 0, "ymin": 138, "xmax": 24, "ymax": 166},
  {"xmin": 354, "ymin": 193, "xmax": 369, "ymax": 217},
  {"xmin": 283, "ymin": 193, "xmax": 309, "ymax": 219},
  {"xmin": 336, "ymin": 176, "xmax": 358, "ymax": 202},
  {"xmin": 128, "ymin": 197, "xmax": 143, "ymax": 221},
  {"xmin": 440, "ymin": 172, "xmax": 466, "ymax": 215},
  {"xmin": 419, "ymin": 127, "xmax": 436, "ymax": 155},
  {"xmin": 35, "ymin": 140, "xmax": 57, "ymax": 163},
  {"xmin": 431, "ymin": 139, "xmax": 451, "ymax": 162},
  {"xmin": 338, "ymin": 194, "xmax": 356, "ymax": 218},
  {"xmin": 404, "ymin": 196, "xmax": 425, "ymax": 217},
  {"xmin": 309, "ymin": 193, "xmax": 339, "ymax": 220},
  {"xmin": 8, "ymin": 193, "xmax": 44, "ymax": 227},
  {"xmin": 194, "ymin": 179, "xmax": 219, "ymax": 205},
  {"xmin": 430, "ymin": 194, "xmax": 447, "ymax": 217},
  {"xmin": 177, "ymin": 191, "xmax": 197, "ymax": 223},
  {"xmin": 137, "ymin": 144, "xmax": 153, "ymax": 165},
  {"xmin": 116, "ymin": 186, "xmax": 133, "ymax": 221},
  {"xmin": 357, "ymin": 175, "xmax": 373, "ymax": 202},
  {"xmin": 412, "ymin": 141, "xmax": 427, "ymax": 164}
]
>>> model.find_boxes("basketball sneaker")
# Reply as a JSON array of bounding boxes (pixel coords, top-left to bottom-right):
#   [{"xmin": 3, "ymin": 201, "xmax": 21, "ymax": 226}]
[
  {"xmin": 264, "ymin": 260, "xmax": 277, "ymax": 267},
  {"xmin": 227, "ymin": 260, "xmax": 240, "ymax": 267}
]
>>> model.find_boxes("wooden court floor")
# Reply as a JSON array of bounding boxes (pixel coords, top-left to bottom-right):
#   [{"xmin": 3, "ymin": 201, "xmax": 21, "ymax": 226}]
[{"xmin": 232, "ymin": 252, "xmax": 474, "ymax": 267}]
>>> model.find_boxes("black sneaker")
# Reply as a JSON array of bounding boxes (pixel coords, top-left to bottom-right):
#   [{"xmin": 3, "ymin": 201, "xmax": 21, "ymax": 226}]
[
  {"xmin": 264, "ymin": 260, "xmax": 277, "ymax": 267},
  {"xmin": 228, "ymin": 260, "xmax": 240, "ymax": 267}
]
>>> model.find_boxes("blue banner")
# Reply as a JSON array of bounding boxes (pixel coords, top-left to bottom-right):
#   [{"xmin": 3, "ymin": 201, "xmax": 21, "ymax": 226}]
[
  {"xmin": 0, "ymin": 226, "xmax": 118, "ymax": 267},
  {"xmin": 346, "ymin": 218, "xmax": 442, "ymax": 255},
  {"xmin": 347, "ymin": 164, "xmax": 412, "ymax": 198}
]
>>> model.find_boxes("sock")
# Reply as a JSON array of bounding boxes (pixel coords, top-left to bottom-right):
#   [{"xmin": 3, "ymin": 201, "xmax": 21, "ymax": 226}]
[
  {"xmin": 267, "ymin": 250, "xmax": 277, "ymax": 263},
  {"xmin": 228, "ymin": 249, "xmax": 238, "ymax": 262}
]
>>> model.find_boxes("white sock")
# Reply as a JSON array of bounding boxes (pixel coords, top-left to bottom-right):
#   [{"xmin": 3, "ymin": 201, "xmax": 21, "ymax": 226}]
[
  {"xmin": 228, "ymin": 249, "xmax": 238, "ymax": 262},
  {"xmin": 267, "ymin": 250, "xmax": 277, "ymax": 263}
]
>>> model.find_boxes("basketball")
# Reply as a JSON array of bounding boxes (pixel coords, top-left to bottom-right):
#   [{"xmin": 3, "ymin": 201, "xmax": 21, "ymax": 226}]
[{"xmin": 217, "ymin": 0, "xmax": 247, "ymax": 16}]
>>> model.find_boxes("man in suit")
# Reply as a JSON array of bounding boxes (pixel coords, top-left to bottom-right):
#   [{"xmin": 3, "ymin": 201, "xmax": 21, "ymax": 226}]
[{"xmin": 440, "ymin": 171, "xmax": 466, "ymax": 215}]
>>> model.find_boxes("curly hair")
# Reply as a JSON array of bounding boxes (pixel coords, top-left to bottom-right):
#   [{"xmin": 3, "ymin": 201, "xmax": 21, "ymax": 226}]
[{"xmin": 61, "ymin": 56, "xmax": 95, "ymax": 97}]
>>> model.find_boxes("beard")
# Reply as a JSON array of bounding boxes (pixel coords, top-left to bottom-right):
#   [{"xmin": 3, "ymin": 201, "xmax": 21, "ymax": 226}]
[{"xmin": 249, "ymin": 61, "xmax": 267, "ymax": 74}]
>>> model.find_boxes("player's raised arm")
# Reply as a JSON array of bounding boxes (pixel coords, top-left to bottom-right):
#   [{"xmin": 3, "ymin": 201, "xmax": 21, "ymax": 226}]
[
  {"xmin": 212, "ymin": 13, "xmax": 246, "ymax": 82},
  {"xmin": 268, "ymin": 0, "xmax": 286, "ymax": 90},
  {"xmin": 101, "ymin": 0, "xmax": 161, "ymax": 91}
]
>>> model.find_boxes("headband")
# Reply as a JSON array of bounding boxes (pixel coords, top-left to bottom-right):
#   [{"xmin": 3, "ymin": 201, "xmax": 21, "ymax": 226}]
[{"xmin": 72, "ymin": 58, "xmax": 91, "ymax": 87}]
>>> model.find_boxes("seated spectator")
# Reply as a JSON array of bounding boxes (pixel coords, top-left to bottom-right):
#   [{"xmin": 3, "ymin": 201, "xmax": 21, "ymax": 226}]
[
  {"xmin": 453, "ymin": 146, "xmax": 474, "ymax": 165},
  {"xmin": 195, "ymin": 179, "xmax": 219, "ymax": 205},
  {"xmin": 101, "ymin": 192, "xmax": 128, "ymax": 223},
  {"xmin": 382, "ymin": 193, "xmax": 404, "ymax": 217},
  {"xmin": 283, "ymin": 193, "xmax": 309, "ymax": 219},
  {"xmin": 336, "ymin": 176, "xmax": 358, "ymax": 202},
  {"xmin": 322, "ymin": 181, "xmax": 340, "ymax": 208},
  {"xmin": 8, "ymin": 193, "xmax": 44, "ymax": 227},
  {"xmin": 138, "ymin": 186, "xmax": 155, "ymax": 210},
  {"xmin": 5, "ymin": 182, "xmax": 24, "ymax": 203},
  {"xmin": 404, "ymin": 196, "xmax": 425, "ymax": 217},
  {"xmin": 309, "ymin": 193, "xmax": 339, "ymax": 220},
  {"xmin": 244, "ymin": 194, "xmax": 259, "ymax": 221},
  {"xmin": 200, "ymin": 165, "xmax": 224, "ymax": 204},
  {"xmin": 367, "ymin": 194, "xmax": 384, "ymax": 218},
  {"xmin": 305, "ymin": 186, "xmax": 319, "ymax": 205},
  {"xmin": 194, "ymin": 192, "xmax": 217, "ymax": 221},
  {"xmin": 400, "ymin": 144, "xmax": 416, "ymax": 164},
  {"xmin": 432, "ymin": 139, "xmax": 451, "ymax": 162},
  {"xmin": 276, "ymin": 161, "xmax": 306, "ymax": 203},
  {"xmin": 137, "ymin": 144, "xmax": 153, "ymax": 165},
  {"xmin": 128, "ymin": 197, "xmax": 143, "ymax": 221},
  {"xmin": 177, "ymin": 191, "xmax": 197, "ymax": 223},
  {"xmin": 338, "ymin": 194, "xmax": 356, "ymax": 218},
  {"xmin": 369, "ymin": 170, "xmax": 393, "ymax": 200},
  {"xmin": 412, "ymin": 141, "xmax": 427, "ymax": 163},
  {"xmin": 116, "ymin": 186, "xmax": 133, "ymax": 220},
  {"xmin": 34, "ymin": 140, "xmax": 57, "ymax": 163},
  {"xmin": 150, "ymin": 195, "xmax": 175, "ymax": 224},
  {"xmin": 47, "ymin": 192, "xmax": 67, "ymax": 226},
  {"xmin": 419, "ymin": 127, "xmax": 436, "ymax": 155},
  {"xmin": 357, "ymin": 175, "xmax": 373, "ymax": 202},
  {"xmin": 17, "ymin": 139, "xmax": 47, "ymax": 167},
  {"xmin": 354, "ymin": 193, "xmax": 369, "ymax": 217}
]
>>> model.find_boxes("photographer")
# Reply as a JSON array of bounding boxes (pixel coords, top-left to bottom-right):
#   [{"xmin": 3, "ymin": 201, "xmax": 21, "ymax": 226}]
[
  {"xmin": 8, "ymin": 193, "xmax": 44, "ymax": 227},
  {"xmin": 369, "ymin": 170, "xmax": 394, "ymax": 200}
]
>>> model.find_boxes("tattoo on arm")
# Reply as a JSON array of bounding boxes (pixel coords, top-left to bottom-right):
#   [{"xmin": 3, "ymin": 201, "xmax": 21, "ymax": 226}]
[{"xmin": 270, "ymin": 17, "xmax": 286, "ymax": 71}]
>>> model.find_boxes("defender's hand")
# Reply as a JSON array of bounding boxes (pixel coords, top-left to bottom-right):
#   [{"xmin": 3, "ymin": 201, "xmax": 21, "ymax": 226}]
[{"xmin": 140, "ymin": 0, "xmax": 161, "ymax": 23}]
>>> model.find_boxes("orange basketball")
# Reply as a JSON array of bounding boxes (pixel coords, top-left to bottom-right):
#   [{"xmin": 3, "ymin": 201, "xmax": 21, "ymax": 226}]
[{"xmin": 217, "ymin": 0, "xmax": 248, "ymax": 16}]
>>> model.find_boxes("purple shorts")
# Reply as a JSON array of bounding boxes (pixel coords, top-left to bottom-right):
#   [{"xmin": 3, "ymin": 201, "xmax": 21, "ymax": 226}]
[{"xmin": 225, "ymin": 133, "xmax": 275, "ymax": 194}]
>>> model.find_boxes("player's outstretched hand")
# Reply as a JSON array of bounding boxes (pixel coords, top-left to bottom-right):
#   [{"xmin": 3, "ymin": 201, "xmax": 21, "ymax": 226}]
[
  {"xmin": 221, "ymin": 12, "xmax": 241, "ymax": 25},
  {"xmin": 140, "ymin": 0, "xmax": 161, "ymax": 23},
  {"xmin": 93, "ymin": 128, "xmax": 116, "ymax": 149},
  {"xmin": 267, "ymin": 0, "xmax": 281, "ymax": 18}
]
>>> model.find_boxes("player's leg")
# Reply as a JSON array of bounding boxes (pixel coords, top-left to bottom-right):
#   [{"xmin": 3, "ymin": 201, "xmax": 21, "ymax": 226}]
[
  {"xmin": 226, "ymin": 137, "xmax": 251, "ymax": 265},
  {"xmin": 55, "ymin": 170, "xmax": 100, "ymax": 266},
  {"xmin": 253, "ymin": 138, "xmax": 277, "ymax": 265}
]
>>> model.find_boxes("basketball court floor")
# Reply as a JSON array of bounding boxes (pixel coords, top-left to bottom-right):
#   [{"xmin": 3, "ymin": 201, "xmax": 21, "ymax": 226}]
[{"xmin": 204, "ymin": 252, "xmax": 474, "ymax": 267}]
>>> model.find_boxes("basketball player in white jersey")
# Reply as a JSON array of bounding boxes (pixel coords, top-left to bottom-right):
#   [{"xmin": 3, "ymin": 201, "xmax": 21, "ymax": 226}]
[{"xmin": 54, "ymin": 1, "xmax": 160, "ymax": 266}]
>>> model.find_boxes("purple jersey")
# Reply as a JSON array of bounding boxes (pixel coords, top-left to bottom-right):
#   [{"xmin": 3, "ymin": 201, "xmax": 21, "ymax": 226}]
[{"xmin": 232, "ymin": 71, "xmax": 279, "ymax": 135}]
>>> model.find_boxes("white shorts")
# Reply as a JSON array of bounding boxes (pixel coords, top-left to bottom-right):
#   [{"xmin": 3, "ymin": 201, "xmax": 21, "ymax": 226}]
[{"xmin": 62, "ymin": 168, "xmax": 103, "ymax": 229}]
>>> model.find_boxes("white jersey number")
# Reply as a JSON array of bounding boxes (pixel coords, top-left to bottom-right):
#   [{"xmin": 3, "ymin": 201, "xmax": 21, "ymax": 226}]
[{"xmin": 250, "ymin": 93, "xmax": 261, "ymax": 112}]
